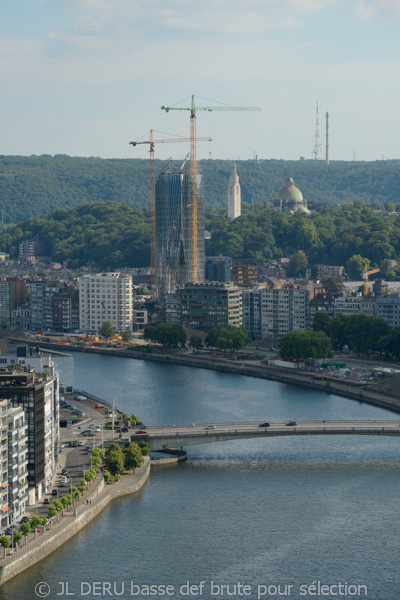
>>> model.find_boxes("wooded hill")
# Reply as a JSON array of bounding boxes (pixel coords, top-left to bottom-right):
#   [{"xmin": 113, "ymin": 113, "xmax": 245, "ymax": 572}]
[
  {"xmin": 1, "ymin": 200, "xmax": 400, "ymax": 273},
  {"xmin": 1, "ymin": 154, "xmax": 400, "ymax": 224}
]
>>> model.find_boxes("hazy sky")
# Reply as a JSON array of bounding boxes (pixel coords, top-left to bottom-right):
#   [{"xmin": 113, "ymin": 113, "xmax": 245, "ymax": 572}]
[{"xmin": 1, "ymin": 0, "xmax": 400, "ymax": 161}]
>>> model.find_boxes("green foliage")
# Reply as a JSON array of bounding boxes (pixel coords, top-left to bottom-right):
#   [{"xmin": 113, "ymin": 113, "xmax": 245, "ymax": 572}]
[
  {"xmin": 279, "ymin": 330, "xmax": 333, "ymax": 361},
  {"xmin": 345, "ymin": 255, "xmax": 371, "ymax": 280},
  {"xmin": 20, "ymin": 522, "xmax": 30, "ymax": 537},
  {"xmin": 0, "ymin": 535, "xmax": 10, "ymax": 552},
  {"xmin": 287, "ymin": 252, "xmax": 308, "ymax": 277},
  {"xmin": 0, "ymin": 156, "xmax": 400, "ymax": 226},
  {"xmin": 47, "ymin": 504, "xmax": 57, "ymax": 520},
  {"xmin": 100, "ymin": 321, "xmax": 114, "ymax": 339},
  {"xmin": 12, "ymin": 530, "xmax": 22, "ymax": 545},
  {"xmin": 122, "ymin": 331, "xmax": 132, "ymax": 342},
  {"xmin": 138, "ymin": 441, "xmax": 149, "ymax": 456},
  {"xmin": 30, "ymin": 515, "xmax": 42, "ymax": 530},
  {"xmin": 0, "ymin": 201, "xmax": 150, "ymax": 269},
  {"xmin": 189, "ymin": 335, "xmax": 203, "ymax": 350},
  {"xmin": 321, "ymin": 277, "xmax": 345, "ymax": 294},
  {"xmin": 205, "ymin": 326, "xmax": 250, "ymax": 351},
  {"xmin": 104, "ymin": 442, "xmax": 126, "ymax": 476},
  {"xmin": 143, "ymin": 323, "xmax": 187, "ymax": 347},
  {"xmin": 123, "ymin": 442, "xmax": 144, "ymax": 471}
]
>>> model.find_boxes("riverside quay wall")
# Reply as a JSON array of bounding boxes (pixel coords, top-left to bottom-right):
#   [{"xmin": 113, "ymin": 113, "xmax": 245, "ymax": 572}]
[{"xmin": 0, "ymin": 458, "xmax": 150, "ymax": 586}]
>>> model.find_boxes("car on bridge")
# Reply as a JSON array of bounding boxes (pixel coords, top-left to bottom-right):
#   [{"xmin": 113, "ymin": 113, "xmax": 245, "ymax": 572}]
[
  {"xmin": 204, "ymin": 424, "xmax": 215, "ymax": 430},
  {"xmin": 259, "ymin": 422, "xmax": 270, "ymax": 428},
  {"xmin": 286, "ymin": 421, "xmax": 297, "ymax": 426},
  {"xmin": 135, "ymin": 430, "xmax": 148, "ymax": 435}
]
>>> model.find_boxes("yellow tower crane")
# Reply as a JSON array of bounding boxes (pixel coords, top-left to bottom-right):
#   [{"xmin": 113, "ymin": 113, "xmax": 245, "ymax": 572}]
[
  {"xmin": 129, "ymin": 130, "xmax": 211, "ymax": 300},
  {"xmin": 161, "ymin": 95, "xmax": 261, "ymax": 281},
  {"xmin": 362, "ymin": 265, "xmax": 380, "ymax": 296}
]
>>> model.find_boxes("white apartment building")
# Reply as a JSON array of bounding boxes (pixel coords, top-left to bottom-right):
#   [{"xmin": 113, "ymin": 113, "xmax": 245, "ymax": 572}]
[
  {"xmin": 261, "ymin": 287, "xmax": 312, "ymax": 337},
  {"xmin": 79, "ymin": 273, "xmax": 133, "ymax": 334},
  {"xmin": 7, "ymin": 405, "xmax": 28, "ymax": 524}
]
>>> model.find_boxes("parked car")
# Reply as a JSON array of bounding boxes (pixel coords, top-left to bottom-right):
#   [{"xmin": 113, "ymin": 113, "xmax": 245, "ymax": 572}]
[
  {"xmin": 204, "ymin": 425, "xmax": 215, "ymax": 430},
  {"xmin": 286, "ymin": 421, "xmax": 297, "ymax": 426},
  {"xmin": 259, "ymin": 422, "xmax": 270, "ymax": 428},
  {"xmin": 135, "ymin": 430, "xmax": 148, "ymax": 435},
  {"xmin": 75, "ymin": 395, "xmax": 86, "ymax": 401},
  {"xmin": 52, "ymin": 489, "xmax": 58, "ymax": 496},
  {"xmin": 20, "ymin": 516, "xmax": 30, "ymax": 523},
  {"xmin": 62, "ymin": 468, "xmax": 69, "ymax": 475},
  {"xmin": 72, "ymin": 410, "xmax": 85, "ymax": 417}
]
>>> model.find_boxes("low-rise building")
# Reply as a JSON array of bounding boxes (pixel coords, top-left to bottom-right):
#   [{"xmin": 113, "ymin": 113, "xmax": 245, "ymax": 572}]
[{"xmin": 376, "ymin": 294, "xmax": 400, "ymax": 327}]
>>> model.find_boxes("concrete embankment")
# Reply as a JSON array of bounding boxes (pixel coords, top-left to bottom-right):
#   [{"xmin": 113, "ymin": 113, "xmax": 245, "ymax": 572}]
[
  {"xmin": 0, "ymin": 458, "xmax": 151, "ymax": 586},
  {"xmin": 151, "ymin": 449, "xmax": 187, "ymax": 466}
]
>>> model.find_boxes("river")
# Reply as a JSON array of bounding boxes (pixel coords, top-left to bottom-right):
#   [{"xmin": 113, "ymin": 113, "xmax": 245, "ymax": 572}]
[{"xmin": 0, "ymin": 352, "xmax": 399, "ymax": 600}]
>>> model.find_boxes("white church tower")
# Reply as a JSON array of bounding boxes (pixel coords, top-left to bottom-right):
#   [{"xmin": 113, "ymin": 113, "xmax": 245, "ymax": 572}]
[{"xmin": 227, "ymin": 164, "xmax": 241, "ymax": 220}]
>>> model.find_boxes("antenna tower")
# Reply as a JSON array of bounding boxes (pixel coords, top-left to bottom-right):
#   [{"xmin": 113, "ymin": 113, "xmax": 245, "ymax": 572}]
[
  {"xmin": 312, "ymin": 102, "xmax": 321, "ymax": 160},
  {"xmin": 325, "ymin": 112, "xmax": 329, "ymax": 165}
]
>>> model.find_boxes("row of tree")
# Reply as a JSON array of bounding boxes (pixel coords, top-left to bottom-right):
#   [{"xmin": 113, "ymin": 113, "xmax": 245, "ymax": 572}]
[{"xmin": 312, "ymin": 312, "xmax": 400, "ymax": 358}]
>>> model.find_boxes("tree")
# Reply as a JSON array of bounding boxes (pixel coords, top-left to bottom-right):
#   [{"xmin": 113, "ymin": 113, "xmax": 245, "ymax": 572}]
[
  {"xmin": 12, "ymin": 530, "xmax": 22, "ymax": 548},
  {"xmin": 47, "ymin": 504, "xmax": 57, "ymax": 526},
  {"xmin": 122, "ymin": 331, "xmax": 132, "ymax": 342},
  {"xmin": 100, "ymin": 321, "xmax": 114, "ymax": 339},
  {"xmin": 53, "ymin": 499, "xmax": 63, "ymax": 521},
  {"xmin": 189, "ymin": 335, "xmax": 203, "ymax": 351},
  {"xmin": 321, "ymin": 277, "xmax": 344, "ymax": 294},
  {"xmin": 143, "ymin": 324, "xmax": 187, "ymax": 348},
  {"xmin": 279, "ymin": 330, "xmax": 332, "ymax": 362},
  {"xmin": 312, "ymin": 312, "xmax": 331, "ymax": 336},
  {"xmin": 287, "ymin": 252, "xmax": 308, "ymax": 277},
  {"xmin": 105, "ymin": 442, "xmax": 125, "ymax": 476},
  {"xmin": 30, "ymin": 515, "xmax": 42, "ymax": 539},
  {"xmin": 20, "ymin": 522, "xmax": 30, "ymax": 545},
  {"xmin": 123, "ymin": 442, "xmax": 144, "ymax": 471},
  {"xmin": 345, "ymin": 255, "xmax": 370, "ymax": 280},
  {"xmin": 205, "ymin": 326, "xmax": 250, "ymax": 352},
  {"xmin": 0, "ymin": 535, "xmax": 10, "ymax": 558}
]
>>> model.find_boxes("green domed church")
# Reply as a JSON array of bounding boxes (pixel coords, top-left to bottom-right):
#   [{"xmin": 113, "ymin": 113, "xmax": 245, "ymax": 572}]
[{"xmin": 274, "ymin": 177, "xmax": 310, "ymax": 214}]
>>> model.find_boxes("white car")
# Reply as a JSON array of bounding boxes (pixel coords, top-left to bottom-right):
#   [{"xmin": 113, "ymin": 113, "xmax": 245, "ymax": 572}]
[
  {"xmin": 204, "ymin": 424, "xmax": 215, "ymax": 430},
  {"xmin": 88, "ymin": 424, "xmax": 101, "ymax": 431}
]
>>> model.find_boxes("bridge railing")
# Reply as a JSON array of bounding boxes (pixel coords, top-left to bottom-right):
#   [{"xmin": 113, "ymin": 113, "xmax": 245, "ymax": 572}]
[{"xmin": 146, "ymin": 419, "xmax": 400, "ymax": 429}]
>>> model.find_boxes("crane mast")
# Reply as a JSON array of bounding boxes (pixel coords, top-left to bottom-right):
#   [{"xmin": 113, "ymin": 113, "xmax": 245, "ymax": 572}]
[
  {"xmin": 161, "ymin": 95, "xmax": 261, "ymax": 282},
  {"xmin": 129, "ymin": 129, "xmax": 211, "ymax": 299}
]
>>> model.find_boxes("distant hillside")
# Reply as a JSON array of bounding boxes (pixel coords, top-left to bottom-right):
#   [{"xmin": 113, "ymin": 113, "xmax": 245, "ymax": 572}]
[{"xmin": 1, "ymin": 154, "xmax": 400, "ymax": 224}]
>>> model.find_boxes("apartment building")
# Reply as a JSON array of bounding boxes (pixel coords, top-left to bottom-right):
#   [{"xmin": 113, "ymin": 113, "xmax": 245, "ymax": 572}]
[
  {"xmin": 260, "ymin": 285, "xmax": 316, "ymax": 338},
  {"xmin": 79, "ymin": 273, "xmax": 133, "ymax": 334},
  {"xmin": 376, "ymin": 294, "xmax": 400, "ymax": 327},
  {"xmin": 7, "ymin": 405, "xmax": 28, "ymax": 524},
  {"xmin": 0, "ymin": 370, "xmax": 59, "ymax": 503},
  {"xmin": 181, "ymin": 282, "xmax": 242, "ymax": 331}
]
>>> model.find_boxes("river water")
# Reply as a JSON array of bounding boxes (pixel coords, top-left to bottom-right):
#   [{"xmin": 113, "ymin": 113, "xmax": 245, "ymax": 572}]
[{"xmin": 1, "ymin": 352, "xmax": 399, "ymax": 600}]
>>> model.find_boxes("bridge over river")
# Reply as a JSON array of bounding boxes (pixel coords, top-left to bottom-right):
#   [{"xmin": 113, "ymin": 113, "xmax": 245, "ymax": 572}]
[{"xmin": 143, "ymin": 420, "xmax": 400, "ymax": 452}]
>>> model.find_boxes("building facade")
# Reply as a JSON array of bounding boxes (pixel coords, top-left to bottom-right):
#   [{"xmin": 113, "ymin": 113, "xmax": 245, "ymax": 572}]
[
  {"xmin": 205, "ymin": 257, "xmax": 232, "ymax": 283},
  {"xmin": 180, "ymin": 282, "xmax": 242, "ymax": 331},
  {"xmin": 261, "ymin": 286, "xmax": 315, "ymax": 337},
  {"xmin": 79, "ymin": 273, "xmax": 133, "ymax": 334},
  {"xmin": 155, "ymin": 161, "xmax": 205, "ymax": 301}
]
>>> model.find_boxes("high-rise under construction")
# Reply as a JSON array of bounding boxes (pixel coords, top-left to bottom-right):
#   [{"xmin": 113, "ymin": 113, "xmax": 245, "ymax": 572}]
[{"xmin": 155, "ymin": 159, "xmax": 205, "ymax": 301}]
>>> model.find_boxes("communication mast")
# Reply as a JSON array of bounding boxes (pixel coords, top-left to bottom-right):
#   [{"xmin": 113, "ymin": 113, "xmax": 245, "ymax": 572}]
[
  {"xmin": 312, "ymin": 101, "xmax": 321, "ymax": 160},
  {"xmin": 161, "ymin": 95, "xmax": 261, "ymax": 281},
  {"xmin": 325, "ymin": 112, "xmax": 329, "ymax": 165}
]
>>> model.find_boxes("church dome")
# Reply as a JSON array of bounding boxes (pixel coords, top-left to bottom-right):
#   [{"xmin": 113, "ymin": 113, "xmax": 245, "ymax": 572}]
[
  {"xmin": 297, "ymin": 206, "xmax": 310, "ymax": 214},
  {"xmin": 278, "ymin": 177, "xmax": 303, "ymax": 202}
]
